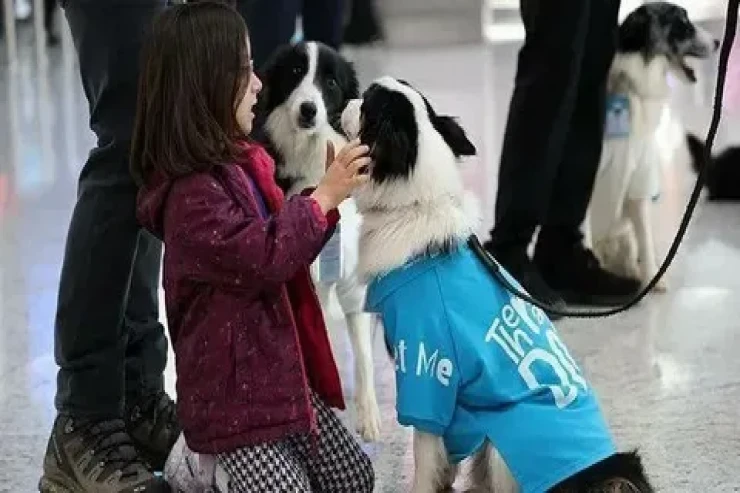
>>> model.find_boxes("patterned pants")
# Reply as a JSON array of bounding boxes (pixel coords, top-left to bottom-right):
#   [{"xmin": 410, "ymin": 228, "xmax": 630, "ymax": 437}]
[{"xmin": 165, "ymin": 391, "xmax": 374, "ymax": 492}]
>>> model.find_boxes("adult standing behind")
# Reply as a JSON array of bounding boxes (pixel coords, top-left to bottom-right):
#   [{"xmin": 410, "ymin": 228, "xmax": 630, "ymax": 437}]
[
  {"xmin": 39, "ymin": 0, "xmax": 182, "ymax": 491},
  {"xmin": 236, "ymin": 0, "xmax": 344, "ymax": 69},
  {"xmin": 485, "ymin": 0, "xmax": 641, "ymax": 312}
]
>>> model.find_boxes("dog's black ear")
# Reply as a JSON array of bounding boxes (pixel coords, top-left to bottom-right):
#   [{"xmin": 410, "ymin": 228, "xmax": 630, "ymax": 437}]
[
  {"xmin": 433, "ymin": 115, "xmax": 476, "ymax": 157},
  {"xmin": 366, "ymin": 120, "xmax": 417, "ymax": 183},
  {"xmin": 618, "ymin": 6, "xmax": 652, "ymax": 56}
]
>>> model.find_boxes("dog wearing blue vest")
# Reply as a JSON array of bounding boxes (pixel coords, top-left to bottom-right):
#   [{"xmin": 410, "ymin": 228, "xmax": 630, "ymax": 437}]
[{"xmin": 341, "ymin": 76, "xmax": 654, "ymax": 493}]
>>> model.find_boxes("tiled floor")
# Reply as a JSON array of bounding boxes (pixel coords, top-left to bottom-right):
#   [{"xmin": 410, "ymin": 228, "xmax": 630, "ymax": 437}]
[{"xmin": 2, "ymin": 7, "xmax": 740, "ymax": 492}]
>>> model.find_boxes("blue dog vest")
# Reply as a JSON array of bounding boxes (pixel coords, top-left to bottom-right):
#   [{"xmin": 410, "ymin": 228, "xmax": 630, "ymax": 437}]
[{"xmin": 366, "ymin": 246, "xmax": 616, "ymax": 493}]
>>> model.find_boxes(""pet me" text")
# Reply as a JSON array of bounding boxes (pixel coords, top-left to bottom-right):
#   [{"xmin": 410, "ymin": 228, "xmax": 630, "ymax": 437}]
[{"xmin": 393, "ymin": 340, "xmax": 454, "ymax": 387}]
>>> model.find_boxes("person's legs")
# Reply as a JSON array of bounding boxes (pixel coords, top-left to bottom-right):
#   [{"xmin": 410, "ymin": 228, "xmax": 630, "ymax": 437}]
[
  {"xmin": 237, "ymin": 0, "xmax": 300, "ymax": 70},
  {"xmin": 217, "ymin": 440, "xmax": 313, "ymax": 492},
  {"xmin": 122, "ymin": 230, "xmax": 180, "ymax": 469},
  {"xmin": 289, "ymin": 390, "xmax": 375, "ymax": 492},
  {"xmin": 486, "ymin": 0, "xmax": 593, "ymax": 312},
  {"xmin": 41, "ymin": 1, "xmax": 171, "ymax": 491},
  {"xmin": 537, "ymin": 0, "xmax": 621, "ymax": 243},
  {"xmin": 302, "ymin": 0, "xmax": 344, "ymax": 50},
  {"xmin": 123, "ymin": 232, "xmax": 166, "ymax": 405},
  {"xmin": 43, "ymin": 0, "xmax": 59, "ymax": 45},
  {"xmin": 343, "ymin": 0, "xmax": 383, "ymax": 46},
  {"xmin": 534, "ymin": 0, "xmax": 640, "ymax": 305}
]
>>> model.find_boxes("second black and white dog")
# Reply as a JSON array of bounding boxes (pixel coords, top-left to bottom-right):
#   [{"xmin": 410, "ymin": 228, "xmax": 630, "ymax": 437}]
[
  {"xmin": 584, "ymin": 2, "xmax": 718, "ymax": 290},
  {"xmin": 254, "ymin": 41, "xmax": 382, "ymax": 441}
]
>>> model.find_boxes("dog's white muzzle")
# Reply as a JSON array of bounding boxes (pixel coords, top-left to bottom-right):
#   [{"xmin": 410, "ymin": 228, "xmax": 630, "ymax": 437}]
[{"xmin": 341, "ymin": 99, "xmax": 362, "ymax": 140}]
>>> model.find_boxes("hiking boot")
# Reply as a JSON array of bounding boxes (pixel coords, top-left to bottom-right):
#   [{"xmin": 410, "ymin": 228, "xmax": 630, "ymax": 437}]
[
  {"xmin": 534, "ymin": 241, "xmax": 641, "ymax": 307},
  {"xmin": 126, "ymin": 392, "xmax": 180, "ymax": 471},
  {"xmin": 484, "ymin": 242, "xmax": 567, "ymax": 320},
  {"xmin": 39, "ymin": 415, "xmax": 170, "ymax": 492}
]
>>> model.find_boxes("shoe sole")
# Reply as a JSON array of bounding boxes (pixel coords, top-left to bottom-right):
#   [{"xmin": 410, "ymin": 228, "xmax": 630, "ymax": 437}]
[{"xmin": 39, "ymin": 476, "xmax": 81, "ymax": 493}]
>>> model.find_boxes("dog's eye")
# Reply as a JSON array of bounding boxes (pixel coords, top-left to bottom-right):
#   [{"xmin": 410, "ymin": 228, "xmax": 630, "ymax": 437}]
[
  {"xmin": 327, "ymin": 78, "xmax": 338, "ymax": 89},
  {"xmin": 292, "ymin": 66, "xmax": 303, "ymax": 76}
]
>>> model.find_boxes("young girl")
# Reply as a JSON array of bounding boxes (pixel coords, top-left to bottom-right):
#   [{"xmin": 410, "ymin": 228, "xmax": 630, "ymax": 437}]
[{"xmin": 130, "ymin": 3, "xmax": 374, "ymax": 492}]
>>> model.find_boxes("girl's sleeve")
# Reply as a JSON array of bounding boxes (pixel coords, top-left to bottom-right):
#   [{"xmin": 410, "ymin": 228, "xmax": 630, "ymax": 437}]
[
  {"xmin": 299, "ymin": 187, "xmax": 340, "ymax": 247},
  {"xmin": 170, "ymin": 175, "xmax": 331, "ymax": 290}
]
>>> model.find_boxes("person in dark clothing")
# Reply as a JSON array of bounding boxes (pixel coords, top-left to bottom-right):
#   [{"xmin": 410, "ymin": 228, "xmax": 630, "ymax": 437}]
[
  {"xmin": 44, "ymin": 0, "xmax": 59, "ymax": 45},
  {"xmin": 343, "ymin": 0, "xmax": 383, "ymax": 46},
  {"xmin": 485, "ymin": 0, "xmax": 641, "ymax": 312},
  {"xmin": 39, "ymin": 1, "xmax": 178, "ymax": 492},
  {"xmin": 236, "ymin": 0, "xmax": 344, "ymax": 69}
]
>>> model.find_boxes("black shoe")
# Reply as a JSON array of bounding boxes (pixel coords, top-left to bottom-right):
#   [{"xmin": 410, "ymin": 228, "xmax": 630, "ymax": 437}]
[
  {"xmin": 484, "ymin": 242, "xmax": 567, "ymax": 320},
  {"xmin": 125, "ymin": 392, "xmax": 180, "ymax": 472},
  {"xmin": 39, "ymin": 415, "xmax": 170, "ymax": 492},
  {"xmin": 534, "ymin": 242, "xmax": 641, "ymax": 307}
]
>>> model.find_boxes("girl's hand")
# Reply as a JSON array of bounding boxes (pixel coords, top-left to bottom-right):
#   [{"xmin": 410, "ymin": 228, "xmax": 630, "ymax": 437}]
[{"xmin": 311, "ymin": 139, "xmax": 371, "ymax": 214}]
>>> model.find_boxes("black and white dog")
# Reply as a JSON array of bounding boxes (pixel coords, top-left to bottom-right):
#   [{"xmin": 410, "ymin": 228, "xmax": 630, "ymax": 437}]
[
  {"xmin": 342, "ymin": 76, "xmax": 654, "ymax": 492},
  {"xmin": 686, "ymin": 133, "xmax": 740, "ymax": 201},
  {"xmin": 584, "ymin": 2, "xmax": 718, "ymax": 290},
  {"xmin": 254, "ymin": 41, "xmax": 382, "ymax": 441}
]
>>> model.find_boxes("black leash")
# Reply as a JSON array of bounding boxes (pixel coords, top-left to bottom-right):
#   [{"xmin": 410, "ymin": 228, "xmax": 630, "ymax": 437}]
[{"xmin": 472, "ymin": 1, "xmax": 740, "ymax": 318}]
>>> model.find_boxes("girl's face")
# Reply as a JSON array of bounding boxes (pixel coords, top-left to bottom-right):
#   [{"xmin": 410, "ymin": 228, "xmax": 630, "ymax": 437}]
[{"xmin": 235, "ymin": 45, "xmax": 262, "ymax": 135}]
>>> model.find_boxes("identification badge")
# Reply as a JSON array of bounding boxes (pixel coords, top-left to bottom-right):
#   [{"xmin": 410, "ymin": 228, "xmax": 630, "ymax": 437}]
[
  {"xmin": 316, "ymin": 222, "xmax": 342, "ymax": 284},
  {"xmin": 605, "ymin": 94, "xmax": 630, "ymax": 139}
]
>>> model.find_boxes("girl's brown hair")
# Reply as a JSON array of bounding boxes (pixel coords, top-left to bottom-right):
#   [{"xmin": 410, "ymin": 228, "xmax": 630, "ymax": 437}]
[{"xmin": 130, "ymin": 1, "xmax": 250, "ymax": 185}]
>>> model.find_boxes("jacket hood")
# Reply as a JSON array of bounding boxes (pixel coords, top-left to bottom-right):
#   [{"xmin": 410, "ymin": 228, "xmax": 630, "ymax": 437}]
[{"xmin": 136, "ymin": 170, "xmax": 173, "ymax": 240}]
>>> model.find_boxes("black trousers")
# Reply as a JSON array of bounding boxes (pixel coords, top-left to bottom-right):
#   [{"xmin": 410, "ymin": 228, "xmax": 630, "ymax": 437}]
[
  {"xmin": 54, "ymin": 0, "xmax": 168, "ymax": 418},
  {"xmin": 45, "ymin": 0, "xmax": 57, "ymax": 32},
  {"xmin": 236, "ymin": 0, "xmax": 344, "ymax": 70},
  {"xmin": 489, "ymin": 0, "xmax": 621, "ymax": 252}
]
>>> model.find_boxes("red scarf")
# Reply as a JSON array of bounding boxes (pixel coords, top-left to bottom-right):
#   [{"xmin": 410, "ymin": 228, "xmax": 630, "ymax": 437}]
[{"xmin": 236, "ymin": 142, "xmax": 345, "ymax": 410}]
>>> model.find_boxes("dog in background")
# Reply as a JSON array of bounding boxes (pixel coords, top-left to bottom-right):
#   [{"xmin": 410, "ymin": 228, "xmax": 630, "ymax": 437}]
[
  {"xmin": 253, "ymin": 41, "xmax": 382, "ymax": 442},
  {"xmin": 343, "ymin": 75, "xmax": 654, "ymax": 493},
  {"xmin": 584, "ymin": 2, "xmax": 718, "ymax": 290},
  {"xmin": 686, "ymin": 133, "xmax": 740, "ymax": 201}
]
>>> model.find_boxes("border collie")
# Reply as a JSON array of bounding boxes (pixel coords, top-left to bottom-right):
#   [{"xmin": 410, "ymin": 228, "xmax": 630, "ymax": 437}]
[
  {"xmin": 584, "ymin": 2, "xmax": 717, "ymax": 290},
  {"xmin": 254, "ymin": 41, "xmax": 382, "ymax": 442},
  {"xmin": 686, "ymin": 133, "xmax": 740, "ymax": 200},
  {"xmin": 343, "ymin": 76, "xmax": 654, "ymax": 493}
]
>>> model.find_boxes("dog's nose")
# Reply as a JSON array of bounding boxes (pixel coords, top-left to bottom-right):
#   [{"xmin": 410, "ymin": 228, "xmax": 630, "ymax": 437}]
[{"xmin": 299, "ymin": 102, "xmax": 317, "ymax": 121}]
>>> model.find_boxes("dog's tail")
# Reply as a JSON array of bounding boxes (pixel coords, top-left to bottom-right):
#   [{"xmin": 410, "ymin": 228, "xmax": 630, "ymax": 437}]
[{"xmin": 686, "ymin": 132, "xmax": 711, "ymax": 174}]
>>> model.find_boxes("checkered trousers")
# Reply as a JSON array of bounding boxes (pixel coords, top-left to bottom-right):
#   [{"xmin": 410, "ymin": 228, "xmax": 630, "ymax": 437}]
[{"xmin": 217, "ymin": 390, "xmax": 375, "ymax": 492}]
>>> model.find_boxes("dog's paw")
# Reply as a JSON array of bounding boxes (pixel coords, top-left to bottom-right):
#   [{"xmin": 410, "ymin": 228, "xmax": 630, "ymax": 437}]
[{"xmin": 355, "ymin": 393, "xmax": 382, "ymax": 442}]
